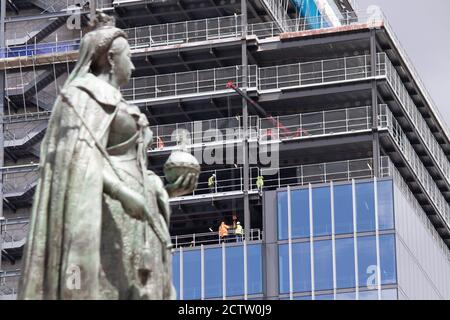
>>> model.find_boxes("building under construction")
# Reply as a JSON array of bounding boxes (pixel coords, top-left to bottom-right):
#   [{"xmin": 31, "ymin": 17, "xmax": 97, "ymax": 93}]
[{"xmin": 1, "ymin": 0, "xmax": 450, "ymax": 300}]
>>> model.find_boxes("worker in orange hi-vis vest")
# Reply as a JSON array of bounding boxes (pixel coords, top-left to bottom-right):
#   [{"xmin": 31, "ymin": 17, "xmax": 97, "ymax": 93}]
[{"xmin": 218, "ymin": 221, "xmax": 231, "ymax": 244}]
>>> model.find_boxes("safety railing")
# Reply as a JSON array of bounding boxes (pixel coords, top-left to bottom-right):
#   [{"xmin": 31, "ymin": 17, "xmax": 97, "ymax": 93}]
[
  {"xmin": 149, "ymin": 115, "xmax": 258, "ymax": 151},
  {"xmin": 0, "ymin": 10, "xmax": 380, "ymax": 59},
  {"xmin": 3, "ymin": 111, "xmax": 52, "ymax": 124},
  {"xmin": 171, "ymin": 228, "xmax": 262, "ymax": 249},
  {"xmin": 122, "ymin": 65, "xmax": 258, "ymax": 102},
  {"xmin": 379, "ymin": 104, "xmax": 450, "ymax": 230},
  {"xmin": 382, "ymin": 14, "xmax": 450, "ymax": 140},
  {"xmin": 0, "ymin": 270, "xmax": 20, "ymax": 298},
  {"xmin": 1, "ymin": 218, "xmax": 29, "ymax": 250},
  {"xmin": 384, "ymin": 56, "xmax": 450, "ymax": 188},
  {"xmin": 2, "ymin": 165, "xmax": 40, "ymax": 196},
  {"xmin": 259, "ymin": 105, "xmax": 372, "ymax": 141},
  {"xmin": 126, "ymin": 15, "xmax": 243, "ymax": 49},
  {"xmin": 258, "ymin": 53, "xmax": 385, "ymax": 91},
  {"xmin": 122, "ymin": 54, "xmax": 382, "ymax": 103},
  {"xmin": 252, "ymin": 157, "xmax": 392, "ymax": 191},
  {"xmin": 4, "ymin": 120, "xmax": 48, "ymax": 146}
]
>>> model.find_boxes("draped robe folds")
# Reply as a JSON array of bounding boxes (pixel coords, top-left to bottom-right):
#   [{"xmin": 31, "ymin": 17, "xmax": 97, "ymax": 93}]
[{"xmin": 18, "ymin": 74, "xmax": 133, "ymax": 299}]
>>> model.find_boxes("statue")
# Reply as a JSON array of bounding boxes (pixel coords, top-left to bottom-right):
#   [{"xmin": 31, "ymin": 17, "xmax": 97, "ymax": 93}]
[{"xmin": 17, "ymin": 12, "xmax": 200, "ymax": 300}]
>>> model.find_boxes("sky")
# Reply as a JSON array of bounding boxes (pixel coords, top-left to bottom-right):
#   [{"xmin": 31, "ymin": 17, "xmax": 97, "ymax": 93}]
[{"xmin": 355, "ymin": 0, "xmax": 450, "ymax": 128}]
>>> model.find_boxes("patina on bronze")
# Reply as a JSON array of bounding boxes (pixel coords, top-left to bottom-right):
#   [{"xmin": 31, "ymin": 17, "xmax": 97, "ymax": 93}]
[{"xmin": 18, "ymin": 12, "xmax": 199, "ymax": 300}]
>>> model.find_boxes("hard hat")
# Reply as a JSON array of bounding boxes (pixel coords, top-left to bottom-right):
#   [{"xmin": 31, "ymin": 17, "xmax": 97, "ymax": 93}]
[{"xmin": 237, "ymin": 221, "xmax": 240, "ymax": 225}]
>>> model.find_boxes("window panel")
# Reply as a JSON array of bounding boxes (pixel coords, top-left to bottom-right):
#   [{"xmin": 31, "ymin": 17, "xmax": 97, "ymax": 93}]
[
  {"xmin": 226, "ymin": 246, "xmax": 244, "ymax": 297},
  {"xmin": 204, "ymin": 248, "xmax": 223, "ymax": 298},
  {"xmin": 278, "ymin": 243, "xmax": 312, "ymax": 294},
  {"xmin": 314, "ymin": 240, "xmax": 333, "ymax": 291},
  {"xmin": 315, "ymin": 294, "xmax": 335, "ymax": 300},
  {"xmin": 356, "ymin": 182, "xmax": 376, "ymax": 232},
  {"xmin": 359, "ymin": 290, "xmax": 378, "ymax": 300},
  {"xmin": 336, "ymin": 292, "xmax": 356, "ymax": 300},
  {"xmin": 357, "ymin": 236, "xmax": 377, "ymax": 289},
  {"xmin": 381, "ymin": 288, "xmax": 398, "ymax": 300},
  {"xmin": 172, "ymin": 252, "xmax": 180, "ymax": 300},
  {"xmin": 380, "ymin": 234, "xmax": 397, "ymax": 285},
  {"xmin": 292, "ymin": 189, "xmax": 310, "ymax": 238},
  {"xmin": 334, "ymin": 184, "xmax": 354, "ymax": 234},
  {"xmin": 313, "ymin": 187, "xmax": 332, "ymax": 236},
  {"xmin": 377, "ymin": 180, "xmax": 395, "ymax": 230},
  {"xmin": 335, "ymin": 237, "xmax": 356, "ymax": 289},
  {"xmin": 247, "ymin": 244, "xmax": 263, "ymax": 295},
  {"xmin": 183, "ymin": 250, "xmax": 201, "ymax": 300},
  {"xmin": 278, "ymin": 191, "xmax": 288, "ymax": 240}
]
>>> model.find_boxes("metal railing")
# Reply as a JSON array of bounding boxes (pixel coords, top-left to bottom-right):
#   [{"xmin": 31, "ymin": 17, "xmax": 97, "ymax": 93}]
[
  {"xmin": 379, "ymin": 105, "xmax": 450, "ymax": 230},
  {"xmin": 171, "ymin": 228, "xmax": 262, "ymax": 249},
  {"xmin": 149, "ymin": 115, "xmax": 258, "ymax": 151},
  {"xmin": 259, "ymin": 105, "xmax": 372, "ymax": 141},
  {"xmin": 126, "ymin": 15, "xmax": 243, "ymax": 49},
  {"xmin": 2, "ymin": 165, "xmax": 40, "ymax": 196},
  {"xmin": 122, "ymin": 65, "xmax": 258, "ymax": 102},
  {"xmin": 0, "ymin": 11, "xmax": 381, "ymax": 59},
  {"xmin": 384, "ymin": 56, "xmax": 450, "ymax": 188},
  {"xmin": 252, "ymin": 157, "xmax": 392, "ymax": 191},
  {"xmin": 122, "ymin": 54, "xmax": 383, "ymax": 103},
  {"xmin": 4, "ymin": 120, "xmax": 48, "ymax": 146},
  {"xmin": 3, "ymin": 111, "xmax": 52, "ymax": 124}
]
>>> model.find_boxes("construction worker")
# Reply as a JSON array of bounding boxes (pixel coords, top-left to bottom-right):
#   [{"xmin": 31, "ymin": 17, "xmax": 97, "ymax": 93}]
[
  {"xmin": 218, "ymin": 221, "xmax": 230, "ymax": 244},
  {"xmin": 235, "ymin": 221, "xmax": 244, "ymax": 242},
  {"xmin": 156, "ymin": 136, "xmax": 164, "ymax": 149},
  {"xmin": 256, "ymin": 175, "xmax": 264, "ymax": 194},
  {"xmin": 208, "ymin": 173, "xmax": 217, "ymax": 193}
]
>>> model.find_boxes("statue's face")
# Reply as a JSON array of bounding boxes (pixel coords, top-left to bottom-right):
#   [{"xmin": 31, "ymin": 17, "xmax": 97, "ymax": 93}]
[{"xmin": 110, "ymin": 37, "xmax": 135, "ymax": 87}]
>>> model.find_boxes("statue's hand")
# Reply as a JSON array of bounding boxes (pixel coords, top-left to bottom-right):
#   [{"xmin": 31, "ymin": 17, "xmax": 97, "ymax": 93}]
[
  {"xmin": 117, "ymin": 186, "xmax": 147, "ymax": 220},
  {"xmin": 165, "ymin": 172, "xmax": 198, "ymax": 198}
]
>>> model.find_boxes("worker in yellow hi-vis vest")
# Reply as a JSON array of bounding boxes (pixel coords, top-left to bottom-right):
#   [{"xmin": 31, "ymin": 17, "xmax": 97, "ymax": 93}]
[{"xmin": 208, "ymin": 173, "xmax": 217, "ymax": 193}]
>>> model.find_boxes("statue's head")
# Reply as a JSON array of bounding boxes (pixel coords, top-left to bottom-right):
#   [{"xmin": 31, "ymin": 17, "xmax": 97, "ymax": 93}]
[{"xmin": 66, "ymin": 11, "xmax": 135, "ymax": 87}]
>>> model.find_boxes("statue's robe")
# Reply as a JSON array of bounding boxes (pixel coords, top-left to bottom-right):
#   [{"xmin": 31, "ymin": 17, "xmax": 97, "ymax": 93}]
[{"xmin": 18, "ymin": 73, "xmax": 122, "ymax": 299}]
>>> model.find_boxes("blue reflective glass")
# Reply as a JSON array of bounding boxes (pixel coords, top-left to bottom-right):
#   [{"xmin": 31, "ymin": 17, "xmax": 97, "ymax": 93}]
[
  {"xmin": 380, "ymin": 234, "xmax": 397, "ymax": 285},
  {"xmin": 356, "ymin": 182, "xmax": 376, "ymax": 232},
  {"xmin": 172, "ymin": 252, "xmax": 180, "ymax": 300},
  {"xmin": 336, "ymin": 292, "xmax": 356, "ymax": 300},
  {"xmin": 381, "ymin": 289, "xmax": 398, "ymax": 300},
  {"xmin": 377, "ymin": 180, "xmax": 394, "ymax": 230},
  {"xmin": 204, "ymin": 248, "xmax": 223, "ymax": 298},
  {"xmin": 294, "ymin": 295, "xmax": 311, "ymax": 300},
  {"xmin": 313, "ymin": 187, "xmax": 332, "ymax": 236},
  {"xmin": 315, "ymin": 294, "xmax": 335, "ymax": 300},
  {"xmin": 278, "ymin": 191, "xmax": 288, "ymax": 240},
  {"xmin": 334, "ymin": 184, "xmax": 354, "ymax": 234},
  {"xmin": 247, "ymin": 244, "xmax": 263, "ymax": 295},
  {"xmin": 226, "ymin": 246, "xmax": 244, "ymax": 297},
  {"xmin": 279, "ymin": 244, "xmax": 289, "ymax": 294},
  {"xmin": 291, "ymin": 189, "xmax": 310, "ymax": 238},
  {"xmin": 357, "ymin": 236, "xmax": 377, "ymax": 288},
  {"xmin": 335, "ymin": 237, "xmax": 356, "ymax": 289},
  {"xmin": 278, "ymin": 243, "xmax": 311, "ymax": 294},
  {"xmin": 183, "ymin": 250, "xmax": 201, "ymax": 300},
  {"xmin": 359, "ymin": 290, "xmax": 378, "ymax": 300},
  {"xmin": 314, "ymin": 240, "xmax": 333, "ymax": 291}
]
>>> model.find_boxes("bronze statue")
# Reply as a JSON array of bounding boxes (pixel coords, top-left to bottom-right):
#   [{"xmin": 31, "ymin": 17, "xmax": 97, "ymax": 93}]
[{"xmin": 18, "ymin": 12, "xmax": 200, "ymax": 300}]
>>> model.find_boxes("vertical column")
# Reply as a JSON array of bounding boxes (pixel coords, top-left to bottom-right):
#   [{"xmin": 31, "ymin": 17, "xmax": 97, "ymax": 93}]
[
  {"xmin": 352, "ymin": 180, "xmax": 359, "ymax": 299},
  {"xmin": 0, "ymin": 0, "xmax": 6, "ymax": 273},
  {"xmin": 374, "ymin": 178, "xmax": 382, "ymax": 299},
  {"xmin": 370, "ymin": 29, "xmax": 380, "ymax": 178},
  {"xmin": 262, "ymin": 190, "xmax": 279, "ymax": 299},
  {"xmin": 309, "ymin": 184, "xmax": 315, "ymax": 300},
  {"xmin": 241, "ymin": 0, "xmax": 251, "ymax": 241}
]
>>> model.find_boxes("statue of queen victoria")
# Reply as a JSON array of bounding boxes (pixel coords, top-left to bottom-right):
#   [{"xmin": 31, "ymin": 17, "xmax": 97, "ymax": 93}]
[{"xmin": 18, "ymin": 12, "xmax": 200, "ymax": 300}]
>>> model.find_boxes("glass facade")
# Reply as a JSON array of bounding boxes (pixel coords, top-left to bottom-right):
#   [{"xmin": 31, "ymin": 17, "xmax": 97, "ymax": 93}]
[
  {"xmin": 173, "ymin": 243, "xmax": 263, "ymax": 299},
  {"xmin": 172, "ymin": 178, "xmax": 398, "ymax": 300},
  {"xmin": 277, "ymin": 179, "xmax": 397, "ymax": 299}
]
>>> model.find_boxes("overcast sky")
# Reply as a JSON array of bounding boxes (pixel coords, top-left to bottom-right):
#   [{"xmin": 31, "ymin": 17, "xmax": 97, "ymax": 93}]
[{"xmin": 356, "ymin": 0, "xmax": 450, "ymax": 127}]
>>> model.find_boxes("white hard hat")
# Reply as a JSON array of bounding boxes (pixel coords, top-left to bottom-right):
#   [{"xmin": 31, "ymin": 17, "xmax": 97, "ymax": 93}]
[{"xmin": 237, "ymin": 221, "xmax": 240, "ymax": 225}]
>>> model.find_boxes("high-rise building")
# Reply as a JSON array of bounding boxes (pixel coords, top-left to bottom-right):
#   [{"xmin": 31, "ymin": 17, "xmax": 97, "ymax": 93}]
[{"xmin": 1, "ymin": 0, "xmax": 449, "ymax": 300}]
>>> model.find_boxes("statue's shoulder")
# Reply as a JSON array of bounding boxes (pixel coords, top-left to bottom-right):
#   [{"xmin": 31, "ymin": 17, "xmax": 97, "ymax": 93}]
[{"xmin": 68, "ymin": 73, "xmax": 122, "ymax": 106}]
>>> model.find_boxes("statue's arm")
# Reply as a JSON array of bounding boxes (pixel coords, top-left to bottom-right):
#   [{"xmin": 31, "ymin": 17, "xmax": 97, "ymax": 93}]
[
  {"xmin": 164, "ymin": 172, "xmax": 198, "ymax": 198},
  {"xmin": 103, "ymin": 168, "xmax": 147, "ymax": 220}
]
